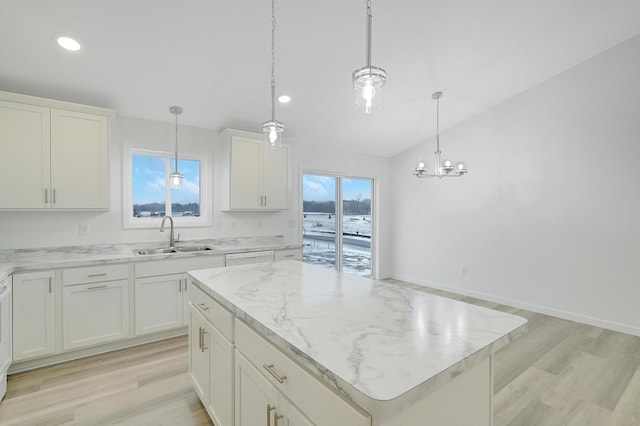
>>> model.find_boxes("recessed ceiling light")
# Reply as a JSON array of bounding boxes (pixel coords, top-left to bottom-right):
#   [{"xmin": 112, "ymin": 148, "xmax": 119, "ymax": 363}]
[
  {"xmin": 57, "ymin": 36, "xmax": 81, "ymax": 51},
  {"xmin": 278, "ymin": 95, "xmax": 291, "ymax": 104}
]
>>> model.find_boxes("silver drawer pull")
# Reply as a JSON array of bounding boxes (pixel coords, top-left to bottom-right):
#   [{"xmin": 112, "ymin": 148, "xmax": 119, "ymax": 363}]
[
  {"xmin": 263, "ymin": 364, "xmax": 287, "ymax": 384},
  {"xmin": 87, "ymin": 285, "xmax": 107, "ymax": 290},
  {"xmin": 87, "ymin": 273, "xmax": 108, "ymax": 278},
  {"xmin": 284, "ymin": 254, "xmax": 295, "ymax": 258},
  {"xmin": 198, "ymin": 303, "xmax": 209, "ymax": 311}
]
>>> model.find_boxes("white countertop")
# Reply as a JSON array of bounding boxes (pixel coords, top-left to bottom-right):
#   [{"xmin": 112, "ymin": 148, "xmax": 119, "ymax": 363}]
[
  {"xmin": 0, "ymin": 236, "xmax": 301, "ymax": 281},
  {"xmin": 189, "ymin": 261, "xmax": 528, "ymax": 404}
]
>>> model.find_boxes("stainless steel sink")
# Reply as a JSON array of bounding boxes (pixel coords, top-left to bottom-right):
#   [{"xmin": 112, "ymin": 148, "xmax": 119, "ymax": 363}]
[
  {"xmin": 132, "ymin": 247, "xmax": 178, "ymax": 256},
  {"xmin": 174, "ymin": 245, "xmax": 215, "ymax": 252},
  {"xmin": 132, "ymin": 245, "xmax": 216, "ymax": 256}
]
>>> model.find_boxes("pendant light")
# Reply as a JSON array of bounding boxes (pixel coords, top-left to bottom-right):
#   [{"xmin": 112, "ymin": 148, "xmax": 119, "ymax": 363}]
[
  {"xmin": 169, "ymin": 106, "xmax": 184, "ymax": 189},
  {"xmin": 352, "ymin": 0, "xmax": 387, "ymax": 114},
  {"xmin": 262, "ymin": 0, "xmax": 283, "ymax": 148},
  {"xmin": 413, "ymin": 92, "xmax": 468, "ymax": 178}
]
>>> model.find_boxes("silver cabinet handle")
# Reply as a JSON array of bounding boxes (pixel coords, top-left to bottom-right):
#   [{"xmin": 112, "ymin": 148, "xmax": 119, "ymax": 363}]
[
  {"xmin": 44, "ymin": 188, "xmax": 48, "ymax": 204},
  {"xmin": 184, "ymin": 278, "xmax": 187, "ymax": 291},
  {"xmin": 87, "ymin": 285, "xmax": 107, "ymax": 290},
  {"xmin": 274, "ymin": 413, "xmax": 284, "ymax": 426},
  {"xmin": 178, "ymin": 279, "xmax": 182, "ymax": 293},
  {"xmin": 284, "ymin": 254, "xmax": 295, "ymax": 258},
  {"xmin": 201, "ymin": 329, "xmax": 207, "ymax": 352},
  {"xmin": 87, "ymin": 273, "xmax": 107, "ymax": 278},
  {"xmin": 53, "ymin": 188, "xmax": 56, "ymax": 204},
  {"xmin": 263, "ymin": 364, "xmax": 287, "ymax": 383},
  {"xmin": 48, "ymin": 277, "xmax": 52, "ymax": 293},
  {"xmin": 267, "ymin": 404, "xmax": 276, "ymax": 426},
  {"xmin": 198, "ymin": 303, "xmax": 209, "ymax": 311},
  {"xmin": 264, "ymin": 195, "xmax": 267, "ymax": 206},
  {"xmin": 198, "ymin": 326, "xmax": 202, "ymax": 350}
]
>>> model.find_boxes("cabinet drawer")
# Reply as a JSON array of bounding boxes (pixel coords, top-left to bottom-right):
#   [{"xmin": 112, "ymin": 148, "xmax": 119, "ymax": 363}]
[
  {"xmin": 235, "ymin": 319, "xmax": 371, "ymax": 426},
  {"xmin": 274, "ymin": 248, "xmax": 302, "ymax": 261},
  {"xmin": 63, "ymin": 264, "xmax": 128, "ymax": 286},
  {"xmin": 189, "ymin": 282, "xmax": 233, "ymax": 342},
  {"xmin": 135, "ymin": 255, "xmax": 224, "ymax": 278}
]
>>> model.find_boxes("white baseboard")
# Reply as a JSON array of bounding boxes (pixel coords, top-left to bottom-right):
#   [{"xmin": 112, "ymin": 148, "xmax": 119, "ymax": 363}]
[{"xmin": 391, "ymin": 274, "xmax": 640, "ymax": 338}]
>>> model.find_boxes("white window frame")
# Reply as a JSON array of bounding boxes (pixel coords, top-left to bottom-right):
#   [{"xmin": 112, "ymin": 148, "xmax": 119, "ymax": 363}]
[{"xmin": 123, "ymin": 148, "xmax": 212, "ymax": 229}]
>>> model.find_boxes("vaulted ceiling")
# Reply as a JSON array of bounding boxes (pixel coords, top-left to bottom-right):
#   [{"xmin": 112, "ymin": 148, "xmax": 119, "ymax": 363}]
[{"xmin": 2, "ymin": 0, "xmax": 640, "ymax": 157}]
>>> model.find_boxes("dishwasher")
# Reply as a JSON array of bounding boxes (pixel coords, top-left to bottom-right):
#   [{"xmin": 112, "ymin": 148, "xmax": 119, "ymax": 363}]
[{"xmin": 225, "ymin": 250, "xmax": 274, "ymax": 266}]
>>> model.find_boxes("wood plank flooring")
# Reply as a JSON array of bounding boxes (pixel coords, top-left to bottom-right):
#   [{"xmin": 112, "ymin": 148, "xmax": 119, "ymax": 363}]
[{"xmin": 2, "ymin": 279, "xmax": 639, "ymax": 425}]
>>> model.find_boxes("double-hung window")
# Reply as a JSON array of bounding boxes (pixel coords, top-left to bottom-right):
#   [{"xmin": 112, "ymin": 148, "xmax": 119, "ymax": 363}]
[{"xmin": 123, "ymin": 148, "xmax": 211, "ymax": 228}]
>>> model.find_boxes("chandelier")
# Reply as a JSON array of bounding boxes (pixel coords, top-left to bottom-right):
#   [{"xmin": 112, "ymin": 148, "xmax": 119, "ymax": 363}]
[
  {"xmin": 262, "ymin": 0, "xmax": 284, "ymax": 148},
  {"xmin": 413, "ymin": 92, "xmax": 468, "ymax": 178},
  {"xmin": 352, "ymin": 0, "xmax": 386, "ymax": 114},
  {"xmin": 169, "ymin": 106, "xmax": 184, "ymax": 189}
]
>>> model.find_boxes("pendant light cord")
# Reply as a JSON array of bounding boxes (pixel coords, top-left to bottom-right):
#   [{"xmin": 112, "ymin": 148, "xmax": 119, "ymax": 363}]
[
  {"xmin": 271, "ymin": 0, "xmax": 277, "ymax": 121},
  {"xmin": 174, "ymin": 110, "xmax": 179, "ymax": 172},
  {"xmin": 366, "ymin": 0, "xmax": 372, "ymax": 66}
]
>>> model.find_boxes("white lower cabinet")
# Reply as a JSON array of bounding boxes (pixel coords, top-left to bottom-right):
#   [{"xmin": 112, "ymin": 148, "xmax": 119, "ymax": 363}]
[
  {"xmin": 234, "ymin": 319, "xmax": 370, "ymax": 426},
  {"xmin": 134, "ymin": 255, "xmax": 225, "ymax": 336},
  {"xmin": 12, "ymin": 271, "xmax": 56, "ymax": 361},
  {"xmin": 62, "ymin": 279, "xmax": 129, "ymax": 350},
  {"xmin": 235, "ymin": 351, "xmax": 312, "ymax": 426},
  {"xmin": 189, "ymin": 304, "xmax": 233, "ymax": 426},
  {"xmin": 135, "ymin": 274, "xmax": 186, "ymax": 335},
  {"xmin": 188, "ymin": 283, "xmax": 371, "ymax": 426}
]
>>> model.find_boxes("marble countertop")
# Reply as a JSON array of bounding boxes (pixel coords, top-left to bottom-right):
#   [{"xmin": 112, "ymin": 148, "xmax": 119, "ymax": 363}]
[
  {"xmin": 189, "ymin": 261, "xmax": 528, "ymax": 405},
  {"xmin": 0, "ymin": 236, "xmax": 301, "ymax": 280}
]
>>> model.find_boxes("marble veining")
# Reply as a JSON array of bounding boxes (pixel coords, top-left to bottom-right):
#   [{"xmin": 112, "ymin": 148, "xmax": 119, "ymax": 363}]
[
  {"xmin": 189, "ymin": 261, "xmax": 528, "ymax": 404},
  {"xmin": 0, "ymin": 236, "xmax": 301, "ymax": 278}
]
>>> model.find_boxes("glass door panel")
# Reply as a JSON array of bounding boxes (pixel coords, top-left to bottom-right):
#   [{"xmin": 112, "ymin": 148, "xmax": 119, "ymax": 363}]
[
  {"xmin": 302, "ymin": 174, "xmax": 337, "ymax": 270},
  {"xmin": 342, "ymin": 178, "xmax": 372, "ymax": 276}
]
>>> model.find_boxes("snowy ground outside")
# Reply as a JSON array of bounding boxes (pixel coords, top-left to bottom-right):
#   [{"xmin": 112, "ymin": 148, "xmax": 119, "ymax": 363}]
[{"xmin": 302, "ymin": 213, "xmax": 371, "ymax": 276}]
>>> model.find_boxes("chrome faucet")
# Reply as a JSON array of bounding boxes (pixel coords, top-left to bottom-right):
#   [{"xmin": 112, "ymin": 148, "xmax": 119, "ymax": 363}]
[{"xmin": 159, "ymin": 216, "xmax": 176, "ymax": 247}]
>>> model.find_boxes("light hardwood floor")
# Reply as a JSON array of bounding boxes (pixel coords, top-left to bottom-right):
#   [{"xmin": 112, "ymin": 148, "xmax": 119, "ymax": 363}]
[{"xmin": 2, "ymin": 280, "xmax": 639, "ymax": 426}]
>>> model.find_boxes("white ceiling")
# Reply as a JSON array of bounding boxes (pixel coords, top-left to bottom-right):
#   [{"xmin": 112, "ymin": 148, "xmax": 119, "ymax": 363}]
[{"xmin": 2, "ymin": 0, "xmax": 640, "ymax": 157}]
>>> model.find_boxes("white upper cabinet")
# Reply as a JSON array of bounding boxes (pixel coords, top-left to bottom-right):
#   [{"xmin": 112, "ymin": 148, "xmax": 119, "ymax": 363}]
[
  {"xmin": 50, "ymin": 109, "xmax": 109, "ymax": 209},
  {"xmin": 219, "ymin": 129, "xmax": 291, "ymax": 211},
  {"xmin": 0, "ymin": 91, "xmax": 114, "ymax": 210},
  {"xmin": 0, "ymin": 100, "xmax": 50, "ymax": 209}
]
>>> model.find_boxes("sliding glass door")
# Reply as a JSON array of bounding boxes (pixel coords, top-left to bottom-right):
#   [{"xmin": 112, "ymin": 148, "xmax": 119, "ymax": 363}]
[{"xmin": 302, "ymin": 173, "xmax": 373, "ymax": 276}]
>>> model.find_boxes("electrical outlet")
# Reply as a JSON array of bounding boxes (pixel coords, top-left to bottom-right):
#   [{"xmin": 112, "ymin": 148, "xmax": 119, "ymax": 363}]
[
  {"xmin": 461, "ymin": 266, "xmax": 468, "ymax": 276},
  {"xmin": 79, "ymin": 223, "xmax": 89, "ymax": 236}
]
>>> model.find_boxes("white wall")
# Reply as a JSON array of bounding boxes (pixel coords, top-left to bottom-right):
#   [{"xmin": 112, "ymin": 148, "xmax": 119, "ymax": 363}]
[
  {"xmin": 0, "ymin": 115, "xmax": 391, "ymax": 277},
  {"xmin": 390, "ymin": 35, "xmax": 640, "ymax": 336}
]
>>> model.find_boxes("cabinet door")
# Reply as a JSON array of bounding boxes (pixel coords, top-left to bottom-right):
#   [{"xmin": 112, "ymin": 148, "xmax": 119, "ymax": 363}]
[
  {"xmin": 135, "ymin": 274, "xmax": 183, "ymax": 336},
  {"xmin": 189, "ymin": 307, "xmax": 210, "ymax": 403},
  {"xmin": 280, "ymin": 396, "xmax": 314, "ymax": 426},
  {"xmin": 229, "ymin": 136, "xmax": 262, "ymax": 209},
  {"xmin": 62, "ymin": 279, "xmax": 129, "ymax": 350},
  {"xmin": 0, "ymin": 101, "xmax": 50, "ymax": 209},
  {"xmin": 50, "ymin": 109, "xmax": 109, "ymax": 209},
  {"xmin": 208, "ymin": 316, "xmax": 234, "ymax": 426},
  {"xmin": 235, "ymin": 351, "xmax": 279, "ymax": 426},
  {"xmin": 262, "ymin": 144, "xmax": 290, "ymax": 209},
  {"xmin": 12, "ymin": 271, "xmax": 56, "ymax": 361}
]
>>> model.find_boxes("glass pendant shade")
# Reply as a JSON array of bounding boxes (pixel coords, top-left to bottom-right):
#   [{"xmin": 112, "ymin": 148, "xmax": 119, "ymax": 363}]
[
  {"xmin": 169, "ymin": 171, "xmax": 184, "ymax": 189},
  {"xmin": 353, "ymin": 66, "xmax": 386, "ymax": 114},
  {"xmin": 263, "ymin": 120, "xmax": 284, "ymax": 149},
  {"xmin": 352, "ymin": 0, "xmax": 386, "ymax": 114}
]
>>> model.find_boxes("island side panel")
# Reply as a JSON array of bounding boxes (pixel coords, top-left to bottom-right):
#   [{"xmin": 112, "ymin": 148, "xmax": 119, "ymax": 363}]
[{"xmin": 358, "ymin": 355, "xmax": 492, "ymax": 426}]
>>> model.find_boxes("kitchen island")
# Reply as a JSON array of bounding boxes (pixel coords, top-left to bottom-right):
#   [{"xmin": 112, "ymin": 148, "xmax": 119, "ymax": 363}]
[{"xmin": 188, "ymin": 260, "xmax": 528, "ymax": 426}]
